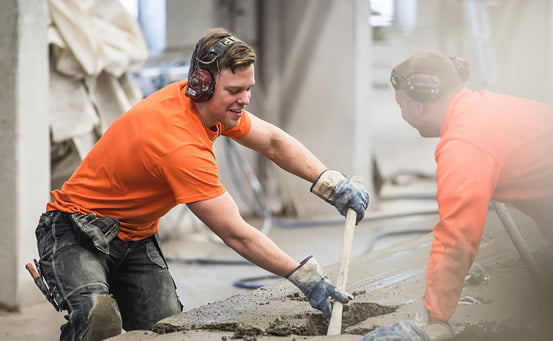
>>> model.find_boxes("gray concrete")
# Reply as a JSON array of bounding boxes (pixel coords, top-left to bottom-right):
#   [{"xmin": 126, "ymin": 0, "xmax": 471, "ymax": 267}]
[{"xmin": 0, "ymin": 0, "xmax": 49, "ymax": 310}]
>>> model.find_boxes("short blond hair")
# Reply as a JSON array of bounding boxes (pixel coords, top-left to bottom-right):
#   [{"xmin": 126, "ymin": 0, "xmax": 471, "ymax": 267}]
[{"xmin": 194, "ymin": 27, "xmax": 256, "ymax": 76}]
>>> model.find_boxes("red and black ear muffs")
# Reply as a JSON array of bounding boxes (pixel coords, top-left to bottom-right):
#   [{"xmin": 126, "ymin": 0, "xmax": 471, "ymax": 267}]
[
  {"xmin": 390, "ymin": 56, "xmax": 470, "ymax": 102},
  {"xmin": 185, "ymin": 36, "xmax": 241, "ymax": 102}
]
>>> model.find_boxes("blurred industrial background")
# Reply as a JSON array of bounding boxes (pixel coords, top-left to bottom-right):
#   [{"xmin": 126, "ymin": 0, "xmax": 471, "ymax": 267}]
[{"xmin": 1, "ymin": 0, "xmax": 552, "ymax": 321}]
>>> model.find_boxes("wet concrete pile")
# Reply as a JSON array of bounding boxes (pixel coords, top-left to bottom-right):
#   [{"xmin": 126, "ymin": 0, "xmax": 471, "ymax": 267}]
[{"xmin": 153, "ymin": 283, "xmax": 398, "ymax": 338}]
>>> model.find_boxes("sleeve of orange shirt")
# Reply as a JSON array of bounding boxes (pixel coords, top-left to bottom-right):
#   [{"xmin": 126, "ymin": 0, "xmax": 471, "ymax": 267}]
[{"xmin": 424, "ymin": 139, "xmax": 502, "ymax": 322}]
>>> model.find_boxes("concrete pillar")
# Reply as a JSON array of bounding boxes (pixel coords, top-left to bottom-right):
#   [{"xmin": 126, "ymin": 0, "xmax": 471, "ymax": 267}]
[
  {"xmin": 138, "ymin": 0, "xmax": 167, "ymax": 56},
  {"xmin": 275, "ymin": 0, "xmax": 374, "ymax": 219},
  {"xmin": 0, "ymin": 0, "xmax": 49, "ymax": 310},
  {"xmin": 352, "ymin": 0, "xmax": 374, "ymax": 193},
  {"xmin": 165, "ymin": 0, "xmax": 219, "ymax": 55}
]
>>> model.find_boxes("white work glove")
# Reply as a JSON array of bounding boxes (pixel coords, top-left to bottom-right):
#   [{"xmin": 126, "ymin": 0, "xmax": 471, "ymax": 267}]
[
  {"xmin": 286, "ymin": 256, "xmax": 351, "ymax": 317},
  {"xmin": 311, "ymin": 169, "xmax": 369, "ymax": 224},
  {"xmin": 363, "ymin": 320, "xmax": 454, "ymax": 341}
]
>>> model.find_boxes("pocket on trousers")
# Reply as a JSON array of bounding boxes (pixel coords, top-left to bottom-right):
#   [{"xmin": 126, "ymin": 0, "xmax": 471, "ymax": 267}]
[{"xmin": 145, "ymin": 239, "xmax": 168, "ymax": 269}]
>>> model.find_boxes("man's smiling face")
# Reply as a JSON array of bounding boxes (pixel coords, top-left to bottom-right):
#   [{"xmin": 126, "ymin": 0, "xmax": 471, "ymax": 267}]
[{"xmin": 202, "ymin": 64, "xmax": 255, "ymax": 128}]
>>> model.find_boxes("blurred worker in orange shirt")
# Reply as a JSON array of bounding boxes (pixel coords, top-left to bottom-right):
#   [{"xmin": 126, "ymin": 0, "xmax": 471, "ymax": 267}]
[{"xmin": 364, "ymin": 51, "xmax": 553, "ymax": 340}]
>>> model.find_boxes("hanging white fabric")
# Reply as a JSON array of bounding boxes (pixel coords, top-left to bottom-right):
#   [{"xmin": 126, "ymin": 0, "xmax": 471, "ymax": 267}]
[{"xmin": 48, "ymin": 0, "xmax": 148, "ymax": 156}]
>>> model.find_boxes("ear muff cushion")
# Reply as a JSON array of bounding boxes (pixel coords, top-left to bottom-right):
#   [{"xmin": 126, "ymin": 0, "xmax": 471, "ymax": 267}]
[
  {"xmin": 405, "ymin": 73, "xmax": 441, "ymax": 102},
  {"xmin": 186, "ymin": 69, "xmax": 214, "ymax": 102}
]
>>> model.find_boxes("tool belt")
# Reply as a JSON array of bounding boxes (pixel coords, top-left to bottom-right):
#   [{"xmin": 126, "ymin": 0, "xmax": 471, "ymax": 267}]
[{"xmin": 27, "ymin": 211, "xmax": 120, "ymax": 311}]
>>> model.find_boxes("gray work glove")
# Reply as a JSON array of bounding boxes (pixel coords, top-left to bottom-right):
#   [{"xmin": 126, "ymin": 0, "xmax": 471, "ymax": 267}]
[
  {"xmin": 363, "ymin": 320, "xmax": 454, "ymax": 341},
  {"xmin": 311, "ymin": 169, "xmax": 369, "ymax": 224},
  {"xmin": 286, "ymin": 256, "xmax": 351, "ymax": 317}
]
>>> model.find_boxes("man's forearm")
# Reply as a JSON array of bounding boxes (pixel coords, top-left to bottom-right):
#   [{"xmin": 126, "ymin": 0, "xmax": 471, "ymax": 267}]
[
  {"xmin": 224, "ymin": 224, "xmax": 299, "ymax": 277},
  {"xmin": 263, "ymin": 132, "xmax": 326, "ymax": 183}
]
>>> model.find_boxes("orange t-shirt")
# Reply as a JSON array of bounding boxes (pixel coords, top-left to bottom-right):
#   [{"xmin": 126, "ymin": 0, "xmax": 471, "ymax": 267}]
[
  {"xmin": 423, "ymin": 88, "xmax": 553, "ymax": 322},
  {"xmin": 47, "ymin": 81, "xmax": 252, "ymax": 241}
]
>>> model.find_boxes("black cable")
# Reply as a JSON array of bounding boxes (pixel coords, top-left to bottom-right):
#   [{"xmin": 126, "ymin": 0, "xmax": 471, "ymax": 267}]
[
  {"xmin": 232, "ymin": 275, "xmax": 280, "ymax": 289},
  {"xmin": 165, "ymin": 257, "xmax": 252, "ymax": 265}
]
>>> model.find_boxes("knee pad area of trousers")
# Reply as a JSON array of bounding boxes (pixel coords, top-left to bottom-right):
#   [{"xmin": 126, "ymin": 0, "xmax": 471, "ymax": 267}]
[{"xmin": 82, "ymin": 294, "xmax": 122, "ymax": 341}]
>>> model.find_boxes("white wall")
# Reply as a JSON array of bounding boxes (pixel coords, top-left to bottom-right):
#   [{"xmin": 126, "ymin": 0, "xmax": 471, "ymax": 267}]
[
  {"xmin": 0, "ymin": 0, "xmax": 49, "ymax": 310},
  {"xmin": 272, "ymin": 0, "xmax": 373, "ymax": 218}
]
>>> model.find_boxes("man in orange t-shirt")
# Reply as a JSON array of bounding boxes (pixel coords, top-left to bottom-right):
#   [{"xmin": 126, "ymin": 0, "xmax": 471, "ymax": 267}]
[
  {"xmin": 35, "ymin": 28, "xmax": 369, "ymax": 341},
  {"xmin": 364, "ymin": 51, "xmax": 553, "ymax": 340}
]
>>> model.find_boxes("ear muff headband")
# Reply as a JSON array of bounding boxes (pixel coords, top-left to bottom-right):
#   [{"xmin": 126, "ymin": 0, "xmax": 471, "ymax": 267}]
[{"xmin": 186, "ymin": 36, "xmax": 242, "ymax": 102}]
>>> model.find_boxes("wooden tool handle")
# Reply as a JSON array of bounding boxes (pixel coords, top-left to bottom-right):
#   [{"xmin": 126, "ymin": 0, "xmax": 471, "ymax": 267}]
[
  {"xmin": 327, "ymin": 207, "xmax": 357, "ymax": 335},
  {"xmin": 25, "ymin": 263, "xmax": 40, "ymax": 279}
]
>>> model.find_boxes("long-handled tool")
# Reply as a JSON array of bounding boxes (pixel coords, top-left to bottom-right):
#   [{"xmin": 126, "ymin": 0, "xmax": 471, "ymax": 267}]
[
  {"xmin": 327, "ymin": 207, "xmax": 357, "ymax": 335},
  {"xmin": 491, "ymin": 202, "xmax": 541, "ymax": 282}
]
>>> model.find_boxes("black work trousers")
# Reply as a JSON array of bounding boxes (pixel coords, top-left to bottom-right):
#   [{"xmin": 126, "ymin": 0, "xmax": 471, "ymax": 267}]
[{"xmin": 35, "ymin": 210, "xmax": 183, "ymax": 341}]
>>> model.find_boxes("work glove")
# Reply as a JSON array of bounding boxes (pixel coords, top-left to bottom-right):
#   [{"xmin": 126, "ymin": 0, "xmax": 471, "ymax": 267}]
[
  {"xmin": 311, "ymin": 169, "xmax": 369, "ymax": 224},
  {"xmin": 286, "ymin": 256, "xmax": 352, "ymax": 317},
  {"xmin": 363, "ymin": 320, "xmax": 454, "ymax": 341}
]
